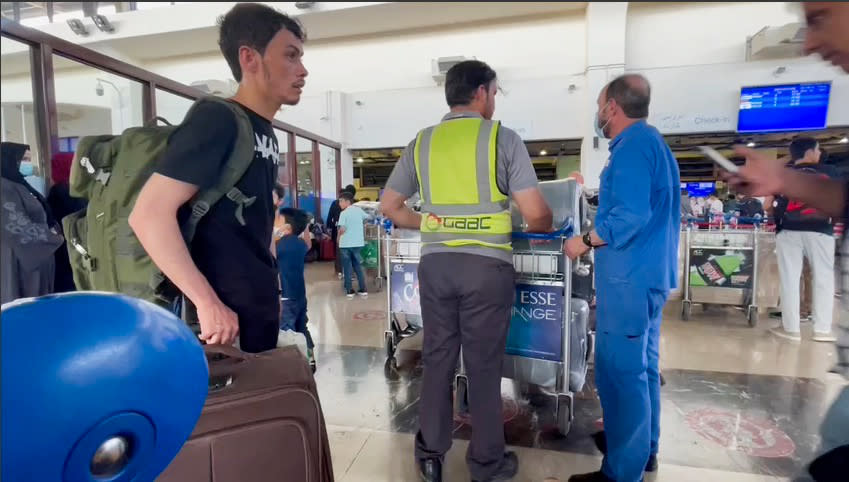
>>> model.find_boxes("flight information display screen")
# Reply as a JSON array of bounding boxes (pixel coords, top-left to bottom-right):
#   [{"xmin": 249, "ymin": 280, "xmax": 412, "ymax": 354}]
[{"xmin": 737, "ymin": 82, "xmax": 831, "ymax": 133}]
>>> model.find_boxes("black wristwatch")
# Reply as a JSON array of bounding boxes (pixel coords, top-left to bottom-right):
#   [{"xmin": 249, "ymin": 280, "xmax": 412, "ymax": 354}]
[{"xmin": 582, "ymin": 232, "xmax": 594, "ymax": 248}]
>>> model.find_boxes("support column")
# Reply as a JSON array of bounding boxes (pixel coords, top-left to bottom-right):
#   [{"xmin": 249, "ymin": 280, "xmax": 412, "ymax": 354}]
[{"xmin": 580, "ymin": 2, "xmax": 628, "ymax": 189}]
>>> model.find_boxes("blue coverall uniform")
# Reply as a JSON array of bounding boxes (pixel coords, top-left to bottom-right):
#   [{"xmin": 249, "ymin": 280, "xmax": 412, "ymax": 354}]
[{"xmin": 593, "ymin": 120, "xmax": 680, "ymax": 482}]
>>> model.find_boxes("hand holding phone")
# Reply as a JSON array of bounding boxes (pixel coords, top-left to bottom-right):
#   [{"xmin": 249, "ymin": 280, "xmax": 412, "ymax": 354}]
[{"xmin": 699, "ymin": 146, "xmax": 739, "ymax": 173}]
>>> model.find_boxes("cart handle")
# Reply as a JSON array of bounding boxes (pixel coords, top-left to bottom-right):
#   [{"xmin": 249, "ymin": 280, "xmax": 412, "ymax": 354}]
[{"xmin": 512, "ymin": 220, "xmax": 573, "ymax": 240}]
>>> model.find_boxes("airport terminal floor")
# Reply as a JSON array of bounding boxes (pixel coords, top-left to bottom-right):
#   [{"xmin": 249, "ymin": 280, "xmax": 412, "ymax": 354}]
[{"xmin": 303, "ymin": 262, "xmax": 844, "ymax": 482}]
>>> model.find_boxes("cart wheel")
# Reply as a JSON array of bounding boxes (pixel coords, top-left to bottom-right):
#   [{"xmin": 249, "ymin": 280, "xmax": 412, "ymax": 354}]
[
  {"xmin": 681, "ymin": 301, "xmax": 692, "ymax": 321},
  {"xmin": 384, "ymin": 332, "xmax": 396, "ymax": 360},
  {"xmin": 455, "ymin": 375, "xmax": 470, "ymax": 415},
  {"xmin": 556, "ymin": 394, "xmax": 573, "ymax": 437},
  {"xmin": 747, "ymin": 307, "xmax": 758, "ymax": 327}
]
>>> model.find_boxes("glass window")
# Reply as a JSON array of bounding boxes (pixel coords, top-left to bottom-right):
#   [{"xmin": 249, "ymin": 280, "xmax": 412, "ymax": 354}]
[
  {"xmin": 52, "ymin": 56, "xmax": 144, "ymax": 141},
  {"xmin": 296, "ymin": 136, "xmax": 315, "ymax": 216},
  {"xmin": 1, "ymin": 36, "xmax": 45, "ymax": 193},
  {"xmin": 319, "ymin": 144, "xmax": 338, "ymax": 221},
  {"xmin": 275, "ymin": 129, "xmax": 293, "ymax": 208},
  {"xmin": 155, "ymin": 89, "xmax": 194, "ymax": 125}
]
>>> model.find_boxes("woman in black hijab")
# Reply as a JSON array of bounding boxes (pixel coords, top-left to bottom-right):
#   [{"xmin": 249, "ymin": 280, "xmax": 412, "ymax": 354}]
[{"xmin": 1, "ymin": 142, "xmax": 64, "ymax": 303}]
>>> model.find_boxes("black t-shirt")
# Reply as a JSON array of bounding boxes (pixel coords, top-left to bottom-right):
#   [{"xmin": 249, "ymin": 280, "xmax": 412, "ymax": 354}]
[
  {"xmin": 155, "ymin": 99, "xmax": 280, "ymax": 324},
  {"xmin": 775, "ymin": 162, "xmax": 838, "ymax": 235}
]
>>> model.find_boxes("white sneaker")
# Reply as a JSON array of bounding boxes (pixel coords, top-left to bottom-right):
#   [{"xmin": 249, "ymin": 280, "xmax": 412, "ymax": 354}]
[
  {"xmin": 346, "ymin": 290, "xmax": 355, "ymax": 299},
  {"xmin": 337, "ymin": 273, "xmax": 343, "ymax": 279},
  {"xmin": 769, "ymin": 326, "xmax": 801, "ymax": 342},
  {"xmin": 812, "ymin": 332, "xmax": 837, "ymax": 343},
  {"xmin": 358, "ymin": 291, "xmax": 368, "ymax": 298}
]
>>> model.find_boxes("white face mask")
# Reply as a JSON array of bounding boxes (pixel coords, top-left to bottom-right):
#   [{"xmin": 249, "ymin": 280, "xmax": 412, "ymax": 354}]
[{"xmin": 594, "ymin": 101, "xmax": 612, "ymax": 139}]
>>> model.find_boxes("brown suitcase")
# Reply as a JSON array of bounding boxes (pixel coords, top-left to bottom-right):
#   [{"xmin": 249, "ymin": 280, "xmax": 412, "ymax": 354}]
[{"xmin": 158, "ymin": 345, "xmax": 335, "ymax": 482}]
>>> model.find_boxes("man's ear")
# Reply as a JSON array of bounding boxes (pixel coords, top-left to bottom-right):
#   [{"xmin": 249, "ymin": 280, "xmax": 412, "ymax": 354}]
[{"xmin": 238, "ymin": 46, "xmax": 259, "ymax": 77}]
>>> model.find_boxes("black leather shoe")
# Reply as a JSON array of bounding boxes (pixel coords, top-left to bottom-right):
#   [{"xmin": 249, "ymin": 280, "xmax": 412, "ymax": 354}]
[
  {"xmin": 591, "ymin": 431, "xmax": 607, "ymax": 454},
  {"xmin": 645, "ymin": 454, "xmax": 658, "ymax": 472},
  {"xmin": 419, "ymin": 458, "xmax": 442, "ymax": 482},
  {"xmin": 568, "ymin": 471, "xmax": 614, "ymax": 482},
  {"xmin": 473, "ymin": 451, "xmax": 519, "ymax": 481},
  {"xmin": 592, "ymin": 431, "xmax": 657, "ymax": 472}
]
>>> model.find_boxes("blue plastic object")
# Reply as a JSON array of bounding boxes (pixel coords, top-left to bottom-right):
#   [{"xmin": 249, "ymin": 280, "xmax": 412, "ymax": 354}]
[
  {"xmin": 512, "ymin": 220, "xmax": 574, "ymax": 240},
  {"xmin": 1, "ymin": 293, "xmax": 209, "ymax": 481}
]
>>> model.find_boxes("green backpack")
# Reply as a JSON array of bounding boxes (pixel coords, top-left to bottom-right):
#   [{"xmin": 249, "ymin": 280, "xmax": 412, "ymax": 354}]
[{"xmin": 63, "ymin": 96, "xmax": 256, "ymax": 309}]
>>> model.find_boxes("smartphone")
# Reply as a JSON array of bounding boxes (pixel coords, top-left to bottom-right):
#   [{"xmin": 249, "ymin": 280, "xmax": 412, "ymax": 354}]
[{"xmin": 699, "ymin": 146, "xmax": 739, "ymax": 173}]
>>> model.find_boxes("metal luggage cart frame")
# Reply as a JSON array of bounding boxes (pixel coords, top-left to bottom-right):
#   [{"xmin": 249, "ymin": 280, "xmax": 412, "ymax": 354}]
[
  {"xmin": 681, "ymin": 217, "xmax": 763, "ymax": 326},
  {"xmin": 383, "ymin": 231, "xmax": 423, "ymax": 359},
  {"xmin": 454, "ymin": 224, "xmax": 578, "ymax": 436}
]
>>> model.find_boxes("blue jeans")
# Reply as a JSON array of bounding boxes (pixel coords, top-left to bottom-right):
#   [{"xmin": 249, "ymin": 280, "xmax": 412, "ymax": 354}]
[
  {"xmin": 280, "ymin": 298, "xmax": 314, "ymax": 350},
  {"xmin": 340, "ymin": 247, "xmax": 367, "ymax": 293}
]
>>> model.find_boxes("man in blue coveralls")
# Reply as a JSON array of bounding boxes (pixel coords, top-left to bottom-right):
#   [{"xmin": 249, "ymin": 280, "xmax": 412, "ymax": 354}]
[{"xmin": 564, "ymin": 74, "xmax": 680, "ymax": 482}]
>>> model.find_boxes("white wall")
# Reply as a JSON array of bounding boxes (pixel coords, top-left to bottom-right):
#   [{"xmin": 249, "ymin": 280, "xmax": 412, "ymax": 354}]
[
  {"xmin": 301, "ymin": 13, "xmax": 587, "ymax": 93},
  {"xmin": 626, "ymin": 2, "xmax": 801, "ymax": 68}
]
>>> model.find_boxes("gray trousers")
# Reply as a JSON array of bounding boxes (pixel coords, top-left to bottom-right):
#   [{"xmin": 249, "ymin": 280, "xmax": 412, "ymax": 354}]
[{"xmin": 414, "ymin": 253, "xmax": 515, "ymax": 481}]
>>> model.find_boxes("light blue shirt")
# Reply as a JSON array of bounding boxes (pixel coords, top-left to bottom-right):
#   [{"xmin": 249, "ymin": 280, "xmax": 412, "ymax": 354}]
[{"xmin": 338, "ymin": 205, "xmax": 368, "ymax": 248}]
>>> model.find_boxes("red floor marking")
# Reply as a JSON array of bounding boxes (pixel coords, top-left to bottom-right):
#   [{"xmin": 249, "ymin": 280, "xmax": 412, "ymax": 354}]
[
  {"xmin": 352, "ymin": 311, "xmax": 385, "ymax": 321},
  {"xmin": 685, "ymin": 408, "xmax": 795, "ymax": 458},
  {"xmin": 453, "ymin": 397, "xmax": 520, "ymax": 426}
]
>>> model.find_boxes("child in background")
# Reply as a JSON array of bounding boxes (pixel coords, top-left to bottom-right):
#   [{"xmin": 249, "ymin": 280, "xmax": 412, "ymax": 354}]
[{"xmin": 276, "ymin": 207, "xmax": 316, "ymax": 372}]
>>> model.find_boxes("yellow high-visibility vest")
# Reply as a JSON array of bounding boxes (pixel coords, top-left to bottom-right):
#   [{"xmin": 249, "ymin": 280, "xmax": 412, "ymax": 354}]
[{"xmin": 414, "ymin": 117, "xmax": 511, "ymax": 251}]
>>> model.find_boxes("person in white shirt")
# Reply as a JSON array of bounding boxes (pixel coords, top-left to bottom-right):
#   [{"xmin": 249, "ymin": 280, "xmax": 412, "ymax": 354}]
[{"xmin": 707, "ymin": 193, "xmax": 724, "ymax": 216}]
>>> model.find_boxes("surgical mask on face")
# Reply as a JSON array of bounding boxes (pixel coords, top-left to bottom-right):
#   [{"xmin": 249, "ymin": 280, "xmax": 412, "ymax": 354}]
[
  {"xmin": 594, "ymin": 102, "xmax": 612, "ymax": 139},
  {"xmin": 19, "ymin": 162, "xmax": 34, "ymax": 177}
]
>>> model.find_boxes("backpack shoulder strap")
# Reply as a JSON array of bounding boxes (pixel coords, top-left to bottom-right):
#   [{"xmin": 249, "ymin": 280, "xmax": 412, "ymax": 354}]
[{"xmin": 181, "ymin": 96, "xmax": 256, "ymax": 242}]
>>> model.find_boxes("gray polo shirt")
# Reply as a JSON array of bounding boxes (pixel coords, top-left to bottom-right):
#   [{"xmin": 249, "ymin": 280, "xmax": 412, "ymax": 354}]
[{"xmin": 385, "ymin": 111, "xmax": 539, "ymax": 264}]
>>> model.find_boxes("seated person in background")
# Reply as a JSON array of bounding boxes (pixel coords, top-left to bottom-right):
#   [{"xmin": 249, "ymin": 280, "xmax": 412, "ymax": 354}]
[
  {"xmin": 738, "ymin": 194, "xmax": 764, "ymax": 218},
  {"xmin": 724, "ymin": 192, "xmax": 742, "ymax": 215},
  {"xmin": 276, "ymin": 207, "xmax": 316, "ymax": 371},
  {"xmin": 707, "ymin": 192, "xmax": 724, "ymax": 217}
]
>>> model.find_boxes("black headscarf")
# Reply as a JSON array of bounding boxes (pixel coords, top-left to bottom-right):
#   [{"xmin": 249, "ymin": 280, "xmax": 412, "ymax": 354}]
[{"xmin": 1, "ymin": 142, "xmax": 56, "ymax": 227}]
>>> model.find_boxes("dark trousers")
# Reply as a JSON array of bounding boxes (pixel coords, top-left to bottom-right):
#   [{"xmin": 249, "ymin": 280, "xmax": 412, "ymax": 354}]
[
  {"xmin": 331, "ymin": 229, "xmax": 342, "ymax": 274},
  {"xmin": 415, "ymin": 253, "xmax": 515, "ymax": 481}
]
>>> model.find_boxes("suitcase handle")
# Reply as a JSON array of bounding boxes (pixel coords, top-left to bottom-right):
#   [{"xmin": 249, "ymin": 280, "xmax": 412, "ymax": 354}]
[
  {"xmin": 204, "ymin": 345, "xmax": 250, "ymax": 382},
  {"xmin": 204, "ymin": 344, "xmax": 249, "ymax": 361}
]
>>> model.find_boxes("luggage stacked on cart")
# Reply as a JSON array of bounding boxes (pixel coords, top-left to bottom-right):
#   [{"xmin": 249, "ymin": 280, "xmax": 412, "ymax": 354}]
[
  {"xmin": 459, "ymin": 177, "xmax": 593, "ymax": 436},
  {"xmin": 159, "ymin": 345, "xmax": 334, "ymax": 482},
  {"xmin": 508, "ymin": 177, "xmax": 594, "ymax": 392}
]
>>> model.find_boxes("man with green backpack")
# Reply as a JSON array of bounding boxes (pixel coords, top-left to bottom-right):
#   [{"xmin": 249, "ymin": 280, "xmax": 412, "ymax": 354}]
[{"xmin": 66, "ymin": 4, "xmax": 308, "ymax": 353}]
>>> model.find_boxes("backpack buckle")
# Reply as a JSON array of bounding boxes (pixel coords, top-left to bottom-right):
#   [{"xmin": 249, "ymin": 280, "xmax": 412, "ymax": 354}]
[{"xmin": 191, "ymin": 202, "xmax": 210, "ymax": 220}]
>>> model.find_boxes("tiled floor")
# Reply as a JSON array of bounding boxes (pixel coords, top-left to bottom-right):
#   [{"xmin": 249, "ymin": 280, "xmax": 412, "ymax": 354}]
[{"xmin": 301, "ymin": 262, "xmax": 845, "ymax": 481}]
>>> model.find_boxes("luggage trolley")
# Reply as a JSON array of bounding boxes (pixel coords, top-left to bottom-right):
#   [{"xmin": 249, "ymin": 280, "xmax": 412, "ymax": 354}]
[
  {"xmin": 362, "ymin": 222, "xmax": 384, "ymax": 292},
  {"xmin": 453, "ymin": 223, "xmax": 592, "ymax": 437},
  {"xmin": 383, "ymin": 228, "xmax": 423, "ymax": 359},
  {"xmin": 681, "ymin": 216, "xmax": 764, "ymax": 326}
]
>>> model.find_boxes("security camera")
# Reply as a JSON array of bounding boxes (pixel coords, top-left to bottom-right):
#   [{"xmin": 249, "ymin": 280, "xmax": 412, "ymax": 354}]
[{"xmin": 95, "ymin": 82, "xmax": 104, "ymax": 96}]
